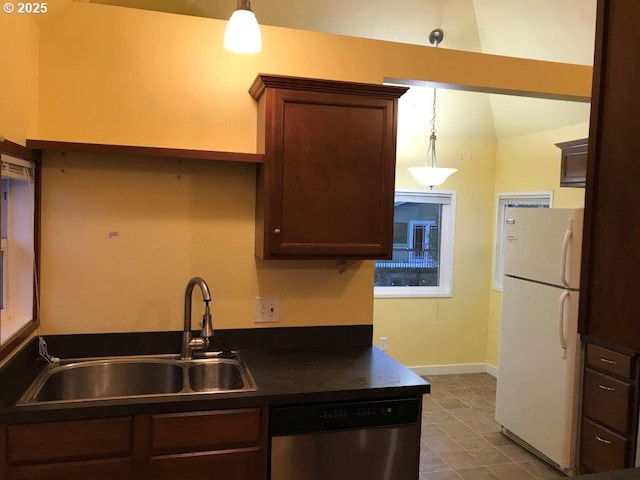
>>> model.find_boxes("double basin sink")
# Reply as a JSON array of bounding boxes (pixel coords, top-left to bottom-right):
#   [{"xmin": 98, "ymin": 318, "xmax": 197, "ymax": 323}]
[{"xmin": 18, "ymin": 351, "xmax": 257, "ymax": 405}]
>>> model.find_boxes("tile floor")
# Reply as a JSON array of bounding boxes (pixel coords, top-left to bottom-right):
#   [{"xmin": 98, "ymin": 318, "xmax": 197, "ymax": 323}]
[{"xmin": 419, "ymin": 373, "xmax": 566, "ymax": 480}]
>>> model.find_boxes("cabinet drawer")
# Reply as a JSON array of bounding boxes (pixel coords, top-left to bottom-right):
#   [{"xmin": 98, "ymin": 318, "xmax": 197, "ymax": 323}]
[
  {"xmin": 583, "ymin": 369, "xmax": 632, "ymax": 434},
  {"xmin": 585, "ymin": 344, "xmax": 633, "ymax": 379},
  {"xmin": 149, "ymin": 449, "xmax": 261, "ymax": 480},
  {"xmin": 7, "ymin": 458, "xmax": 133, "ymax": 480},
  {"xmin": 151, "ymin": 408, "xmax": 262, "ymax": 454},
  {"xmin": 580, "ymin": 419, "xmax": 628, "ymax": 473},
  {"xmin": 6, "ymin": 417, "xmax": 132, "ymax": 465}
]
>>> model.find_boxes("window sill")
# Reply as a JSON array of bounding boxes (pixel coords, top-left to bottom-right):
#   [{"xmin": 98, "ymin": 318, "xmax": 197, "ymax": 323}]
[
  {"xmin": 374, "ymin": 292, "xmax": 453, "ymax": 299},
  {"xmin": 0, "ymin": 318, "xmax": 38, "ymax": 362}
]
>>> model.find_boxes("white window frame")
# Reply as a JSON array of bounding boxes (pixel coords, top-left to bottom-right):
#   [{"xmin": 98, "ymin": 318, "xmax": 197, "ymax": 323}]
[
  {"xmin": 0, "ymin": 155, "xmax": 36, "ymax": 344},
  {"xmin": 375, "ymin": 190, "xmax": 456, "ymax": 298},
  {"xmin": 0, "ymin": 238, "xmax": 6, "ymax": 312},
  {"xmin": 493, "ymin": 191, "xmax": 553, "ymax": 291},
  {"xmin": 1, "ymin": 179, "xmax": 7, "ymax": 313}
]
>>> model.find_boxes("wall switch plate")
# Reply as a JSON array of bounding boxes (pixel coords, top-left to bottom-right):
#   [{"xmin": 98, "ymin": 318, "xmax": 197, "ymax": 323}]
[
  {"xmin": 254, "ymin": 297, "xmax": 280, "ymax": 323},
  {"xmin": 379, "ymin": 336, "xmax": 388, "ymax": 351}
]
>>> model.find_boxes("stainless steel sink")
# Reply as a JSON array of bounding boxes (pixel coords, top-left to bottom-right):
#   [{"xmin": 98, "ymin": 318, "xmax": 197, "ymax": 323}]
[
  {"xmin": 18, "ymin": 352, "xmax": 257, "ymax": 405},
  {"xmin": 188, "ymin": 360, "xmax": 246, "ymax": 392},
  {"xmin": 28, "ymin": 359, "xmax": 184, "ymax": 403}
]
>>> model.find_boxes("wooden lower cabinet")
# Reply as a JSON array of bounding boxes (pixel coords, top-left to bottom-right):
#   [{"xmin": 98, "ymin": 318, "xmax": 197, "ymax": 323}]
[
  {"xmin": 149, "ymin": 408, "xmax": 265, "ymax": 480},
  {"xmin": 1, "ymin": 408, "xmax": 267, "ymax": 480},
  {"xmin": 579, "ymin": 343, "xmax": 639, "ymax": 473},
  {"xmin": 150, "ymin": 449, "xmax": 263, "ymax": 480},
  {"xmin": 580, "ymin": 419, "xmax": 629, "ymax": 473},
  {"xmin": 7, "ymin": 458, "xmax": 134, "ymax": 480}
]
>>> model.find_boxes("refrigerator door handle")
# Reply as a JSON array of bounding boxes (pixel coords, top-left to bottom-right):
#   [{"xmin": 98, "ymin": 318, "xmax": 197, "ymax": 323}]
[
  {"xmin": 560, "ymin": 219, "xmax": 574, "ymax": 288},
  {"xmin": 558, "ymin": 290, "xmax": 570, "ymax": 359}
]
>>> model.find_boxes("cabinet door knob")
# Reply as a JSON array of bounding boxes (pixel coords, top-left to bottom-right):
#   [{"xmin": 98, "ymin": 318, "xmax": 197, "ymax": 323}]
[
  {"xmin": 274, "ymin": 228, "xmax": 281, "ymax": 235},
  {"xmin": 598, "ymin": 384, "xmax": 616, "ymax": 392}
]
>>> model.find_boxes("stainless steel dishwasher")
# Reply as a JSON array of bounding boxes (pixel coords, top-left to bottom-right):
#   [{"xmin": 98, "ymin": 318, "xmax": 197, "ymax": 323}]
[{"xmin": 270, "ymin": 397, "xmax": 420, "ymax": 480}]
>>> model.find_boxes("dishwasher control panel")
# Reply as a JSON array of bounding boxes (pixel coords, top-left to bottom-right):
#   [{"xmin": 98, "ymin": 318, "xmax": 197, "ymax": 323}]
[{"xmin": 270, "ymin": 397, "xmax": 420, "ymax": 435}]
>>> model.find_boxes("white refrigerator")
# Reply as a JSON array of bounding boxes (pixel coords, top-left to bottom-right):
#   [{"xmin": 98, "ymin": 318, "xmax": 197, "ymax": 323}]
[{"xmin": 495, "ymin": 207, "xmax": 584, "ymax": 475}]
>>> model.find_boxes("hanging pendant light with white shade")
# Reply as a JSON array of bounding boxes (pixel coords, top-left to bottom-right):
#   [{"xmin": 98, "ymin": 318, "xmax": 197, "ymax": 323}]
[
  {"xmin": 224, "ymin": 0, "xmax": 262, "ymax": 54},
  {"xmin": 408, "ymin": 29, "xmax": 457, "ymax": 189}
]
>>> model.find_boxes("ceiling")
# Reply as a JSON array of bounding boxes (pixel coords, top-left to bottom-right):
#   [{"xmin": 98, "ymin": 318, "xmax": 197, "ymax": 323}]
[{"xmin": 86, "ymin": 0, "xmax": 596, "ymax": 163}]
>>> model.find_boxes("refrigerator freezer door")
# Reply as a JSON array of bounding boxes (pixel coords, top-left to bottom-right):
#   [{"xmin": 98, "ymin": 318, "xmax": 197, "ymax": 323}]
[
  {"xmin": 496, "ymin": 276, "xmax": 581, "ymax": 471},
  {"xmin": 503, "ymin": 208, "xmax": 583, "ymax": 289}
]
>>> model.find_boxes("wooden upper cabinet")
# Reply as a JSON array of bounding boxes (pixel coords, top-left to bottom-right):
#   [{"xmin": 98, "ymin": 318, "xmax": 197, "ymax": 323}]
[
  {"xmin": 556, "ymin": 138, "xmax": 588, "ymax": 187},
  {"xmin": 250, "ymin": 74, "xmax": 408, "ymax": 259},
  {"xmin": 579, "ymin": 0, "xmax": 640, "ymax": 350}
]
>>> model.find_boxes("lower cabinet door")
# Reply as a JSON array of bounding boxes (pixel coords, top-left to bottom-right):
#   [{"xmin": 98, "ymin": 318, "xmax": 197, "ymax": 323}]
[
  {"xmin": 580, "ymin": 419, "xmax": 628, "ymax": 472},
  {"xmin": 7, "ymin": 458, "xmax": 133, "ymax": 480},
  {"xmin": 149, "ymin": 449, "xmax": 264, "ymax": 480}
]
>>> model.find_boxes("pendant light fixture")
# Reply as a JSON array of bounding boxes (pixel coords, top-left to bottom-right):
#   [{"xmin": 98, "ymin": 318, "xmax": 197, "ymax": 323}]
[
  {"xmin": 224, "ymin": 0, "xmax": 262, "ymax": 54},
  {"xmin": 408, "ymin": 29, "xmax": 457, "ymax": 189}
]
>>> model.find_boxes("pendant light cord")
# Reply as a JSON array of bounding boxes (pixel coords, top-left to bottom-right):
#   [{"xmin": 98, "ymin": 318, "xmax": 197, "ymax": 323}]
[
  {"xmin": 428, "ymin": 88, "xmax": 438, "ymax": 168},
  {"xmin": 427, "ymin": 29, "xmax": 442, "ymax": 170}
]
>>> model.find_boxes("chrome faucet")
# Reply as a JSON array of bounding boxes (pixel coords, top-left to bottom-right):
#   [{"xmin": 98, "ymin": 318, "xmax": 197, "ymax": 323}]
[{"xmin": 181, "ymin": 277, "xmax": 213, "ymax": 360}]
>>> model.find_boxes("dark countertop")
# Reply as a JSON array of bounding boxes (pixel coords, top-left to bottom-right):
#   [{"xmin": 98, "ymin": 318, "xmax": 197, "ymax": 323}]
[{"xmin": 0, "ymin": 328, "xmax": 430, "ymax": 424}]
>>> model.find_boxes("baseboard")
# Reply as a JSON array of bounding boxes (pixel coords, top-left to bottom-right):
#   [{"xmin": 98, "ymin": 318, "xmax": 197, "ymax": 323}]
[
  {"xmin": 410, "ymin": 363, "xmax": 498, "ymax": 378},
  {"xmin": 485, "ymin": 364, "xmax": 498, "ymax": 378}
]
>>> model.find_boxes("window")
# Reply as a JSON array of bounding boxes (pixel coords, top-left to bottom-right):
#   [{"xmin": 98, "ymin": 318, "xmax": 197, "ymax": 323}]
[
  {"xmin": 493, "ymin": 191, "xmax": 552, "ymax": 291},
  {"xmin": 375, "ymin": 190, "xmax": 456, "ymax": 298},
  {"xmin": 0, "ymin": 152, "xmax": 37, "ymax": 350}
]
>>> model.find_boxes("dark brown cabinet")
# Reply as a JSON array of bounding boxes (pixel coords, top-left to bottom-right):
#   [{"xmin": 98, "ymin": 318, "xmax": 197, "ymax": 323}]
[
  {"xmin": 579, "ymin": 343, "xmax": 638, "ymax": 473},
  {"xmin": 2, "ymin": 417, "xmax": 136, "ymax": 480},
  {"xmin": 555, "ymin": 138, "xmax": 587, "ymax": 187},
  {"xmin": 149, "ymin": 408, "xmax": 266, "ymax": 480},
  {"xmin": 250, "ymin": 74, "xmax": 407, "ymax": 259},
  {"xmin": 578, "ymin": 2, "xmax": 640, "ymax": 470},
  {"xmin": 579, "ymin": 0, "xmax": 640, "ymax": 350},
  {"xmin": 1, "ymin": 408, "xmax": 268, "ymax": 480}
]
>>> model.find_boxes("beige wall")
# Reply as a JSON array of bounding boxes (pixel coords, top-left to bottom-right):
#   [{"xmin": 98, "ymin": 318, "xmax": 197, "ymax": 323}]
[
  {"xmin": 1, "ymin": 3, "xmax": 591, "ymax": 346},
  {"xmin": 486, "ymin": 122, "xmax": 589, "ymax": 368}
]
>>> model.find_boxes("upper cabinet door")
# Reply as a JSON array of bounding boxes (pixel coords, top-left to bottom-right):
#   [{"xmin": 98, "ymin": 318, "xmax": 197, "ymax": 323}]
[
  {"xmin": 556, "ymin": 138, "xmax": 588, "ymax": 188},
  {"xmin": 579, "ymin": 0, "xmax": 640, "ymax": 349},
  {"xmin": 250, "ymin": 75, "xmax": 407, "ymax": 259}
]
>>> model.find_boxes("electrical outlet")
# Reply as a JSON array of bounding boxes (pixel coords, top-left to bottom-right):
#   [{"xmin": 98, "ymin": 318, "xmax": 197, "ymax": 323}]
[
  {"xmin": 379, "ymin": 336, "xmax": 388, "ymax": 351},
  {"xmin": 254, "ymin": 297, "xmax": 280, "ymax": 323}
]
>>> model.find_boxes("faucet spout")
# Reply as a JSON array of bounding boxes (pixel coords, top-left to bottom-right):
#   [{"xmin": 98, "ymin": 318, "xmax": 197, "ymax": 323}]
[
  {"xmin": 181, "ymin": 277, "xmax": 214, "ymax": 360},
  {"xmin": 201, "ymin": 303, "xmax": 213, "ymax": 338}
]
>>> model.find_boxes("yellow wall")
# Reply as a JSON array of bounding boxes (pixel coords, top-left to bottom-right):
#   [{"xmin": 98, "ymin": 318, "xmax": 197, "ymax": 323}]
[
  {"xmin": 39, "ymin": 152, "xmax": 371, "ymax": 333},
  {"xmin": 485, "ymin": 122, "xmax": 589, "ymax": 368},
  {"xmin": 0, "ymin": 13, "xmax": 39, "ymax": 364},
  {"xmin": 2, "ymin": 2, "xmax": 591, "ymax": 343},
  {"xmin": 0, "ymin": 14, "xmax": 39, "ymax": 144},
  {"xmin": 374, "ymin": 138, "xmax": 496, "ymax": 366},
  {"xmin": 37, "ymin": 3, "xmax": 591, "ymax": 152}
]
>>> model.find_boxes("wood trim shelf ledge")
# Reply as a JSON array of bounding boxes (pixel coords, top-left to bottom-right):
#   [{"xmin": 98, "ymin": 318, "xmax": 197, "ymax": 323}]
[{"xmin": 26, "ymin": 140, "xmax": 264, "ymax": 164}]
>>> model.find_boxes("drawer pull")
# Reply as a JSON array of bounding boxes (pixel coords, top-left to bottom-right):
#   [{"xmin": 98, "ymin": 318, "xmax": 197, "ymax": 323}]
[
  {"xmin": 600, "ymin": 357, "xmax": 617, "ymax": 365},
  {"xmin": 595, "ymin": 434, "xmax": 612, "ymax": 445},
  {"xmin": 598, "ymin": 384, "xmax": 616, "ymax": 392}
]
